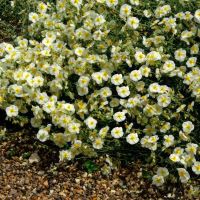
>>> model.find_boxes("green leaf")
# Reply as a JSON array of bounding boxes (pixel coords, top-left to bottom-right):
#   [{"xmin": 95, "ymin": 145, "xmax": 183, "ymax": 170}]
[
  {"xmin": 142, "ymin": 170, "xmax": 152, "ymax": 180},
  {"xmin": 83, "ymin": 160, "xmax": 99, "ymax": 173}
]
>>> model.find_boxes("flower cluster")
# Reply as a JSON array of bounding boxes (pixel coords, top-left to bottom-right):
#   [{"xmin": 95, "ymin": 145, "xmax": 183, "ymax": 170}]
[{"xmin": 0, "ymin": 0, "xmax": 199, "ymax": 185}]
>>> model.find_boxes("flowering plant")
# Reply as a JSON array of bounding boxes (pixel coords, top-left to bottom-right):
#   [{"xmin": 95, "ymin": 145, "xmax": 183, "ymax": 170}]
[{"xmin": 0, "ymin": 0, "xmax": 200, "ymax": 186}]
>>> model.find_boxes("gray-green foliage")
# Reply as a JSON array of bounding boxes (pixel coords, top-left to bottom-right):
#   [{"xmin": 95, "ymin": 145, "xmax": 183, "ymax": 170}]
[{"xmin": 0, "ymin": 0, "xmax": 57, "ymax": 42}]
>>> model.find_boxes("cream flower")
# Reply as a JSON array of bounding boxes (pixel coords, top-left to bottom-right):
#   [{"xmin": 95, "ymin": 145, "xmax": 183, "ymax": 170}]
[
  {"xmin": 95, "ymin": 15, "xmax": 106, "ymax": 26},
  {"xmin": 160, "ymin": 122, "xmax": 170, "ymax": 133},
  {"xmin": 49, "ymin": 64, "xmax": 61, "ymax": 76},
  {"xmin": 194, "ymin": 9, "xmax": 200, "ymax": 23},
  {"xmin": 162, "ymin": 60, "xmax": 175, "ymax": 73},
  {"xmin": 120, "ymin": 4, "xmax": 132, "ymax": 17},
  {"xmin": 134, "ymin": 51, "xmax": 146, "ymax": 63},
  {"xmin": 163, "ymin": 135, "xmax": 174, "ymax": 147},
  {"xmin": 191, "ymin": 44, "xmax": 199, "ymax": 54},
  {"xmin": 116, "ymin": 86, "xmax": 130, "ymax": 98},
  {"xmin": 175, "ymin": 49, "xmax": 186, "ymax": 62},
  {"xmin": 127, "ymin": 97, "xmax": 140, "ymax": 108},
  {"xmin": 140, "ymin": 66, "xmax": 151, "ymax": 77},
  {"xmin": 146, "ymin": 51, "xmax": 161, "ymax": 62},
  {"xmin": 152, "ymin": 175, "xmax": 165, "ymax": 187},
  {"xmin": 72, "ymin": 140, "xmax": 82, "ymax": 149},
  {"xmin": 92, "ymin": 72, "xmax": 103, "ymax": 84},
  {"xmin": 36, "ymin": 92, "xmax": 49, "ymax": 105},
  {"xmin": 173, "ymin": 147, "xmax": 184, "ymax": 156},
  {"xmin": 101, "ymin": 70, "xmax": 110, "ymax": 81},
  {"xmin": 78, "ymin": 76, "xmax": 90, "ymax": 87},
  {"xmin": 99, "ymin": 126, "xmax": 109, "ymax": 138},
  {"xmin": 77, "ymin": 86, "xmax": 89, "ymax": 96},
  {"xmin": 100, "ymin": 87, "xmax": 112, "ymax": 98},
  {"xmin": 113, "ymin": 111, "xmax": 126, "ymax": 122},
  {"xmin": 93, "ymin": 138, "xmax": 104, "ymax": 149},
  {"xmin": 37, "ymin": 2, "xmax": 48, "ymax": 13},
  {"xmin": 59, "ymin": 150, "xmax": 72, "ymax": 161},
  {"xmin": 157, "ymin": 167, "xmax": 169, "ymax": 177},
  {"xmin": 6, "ymin": 105, "xmax": 19, "ymax": 117},
  {"xmin": 71, "ymin": 0, "xmax": 83, "ymax": 8},
  {"xmin": 185, "ymin": 143, "xmax": 198, "ymax": 155},
  {"xmin": 169, "ymin": 154, "xmax": 180, "ymax": 162},
  {"xmin": 68, "ymin": 122, "xmax": 81, "ymax": 134},
  {"xmin": 182, "ymin": 121, "xmax": 194, "ymax": 133},
  {"xmin": 111, "ymin": 127, "xmax": 124, "ymax": 138},
  {"xmin": 149, "ymin": 83, "xmax": 160, "ymax": 93},
  {"xmin": 130, "ymin": 70, "xmax": 142, "ymax": 82},
  {"xmin": 192, "ymin": 162, "xmax": 200, "ymax": 175},
  {"xmin": 85, "ymin": 117, "xmax": 97, "ymax": 129},
  {"xmin": 126, "ymin": 133, "xmax": 139, "ymax": 145},
  {"xmin": 111, "ymin": 74, "xmax": 124, "ymax": 86},
  {"xmin": 4, "ymin": 43, "xmax": 14, "ymax": 53},
  {"xmin": 177, "ymin": 168, "xmax": 190, "ymax": 183},
  {"xmin": 186, "ymin": 57, "xmax": 197, "ymax": 68},
  {"xmin": 29, "ymin": 12, "xmax": 39, "ymax": 23},
  {"xmin": 127, "ymin": 16, "xmax": 139, "ymax": 29},
  {"xmin": 106, "ymin": 0, "xmax": 118, "ymax": 7},
  {"xmin": 157, "ymin": 94, "xmax": 171, "ymax": 107},
  {"xmin": 37, "ymin": 129, "xmax": 49, "ymax": 142},
  {"xmin": 75, "ymin": 47, "xmax": 85, "ymax": 56},
  {"xmin": 130, "ymin": 0, "xmax": 139, "ymax": 6},
  {"xmin": 143, "ymin": 10, "xmax": 152, "ymax": 18},
  {"xmin": 43, "ymin": 101, "xmax": 56, "ymax": 113}
]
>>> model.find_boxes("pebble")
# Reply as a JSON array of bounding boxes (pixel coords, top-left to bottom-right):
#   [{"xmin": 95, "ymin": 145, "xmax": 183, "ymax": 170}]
[
  {"xmin": 38, "ymin": 171, "xmax": 45, "ymax": 175},
  {"xmin": 82, "ymin": 172, "xmax": 88, "ymax": 177},
  {"xmin": 75, "ymin": 178, "xmax": 81, "ymax": 184},
  {"xmin": 52, "ymin": 179, "xmax": 57, "ymax": 183},
  {"xmin": 43, "ymin": 180, "xmax": 49, "ymax": 188},
  {"xmin": 29, "ymin": 152, "xmax": 40, "ymax": 164}
]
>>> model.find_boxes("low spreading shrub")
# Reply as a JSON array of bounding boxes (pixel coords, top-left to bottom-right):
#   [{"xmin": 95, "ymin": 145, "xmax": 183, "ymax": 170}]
[{"xmin": 0, "ymin": 0, "xmax": 200, "ymax": 186}]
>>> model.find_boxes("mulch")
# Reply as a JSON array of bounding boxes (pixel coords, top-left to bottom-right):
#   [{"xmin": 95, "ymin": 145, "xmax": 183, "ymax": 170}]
[{"xmin": 0, "ymin": 130, "xmax": 199, "ymax": 200}]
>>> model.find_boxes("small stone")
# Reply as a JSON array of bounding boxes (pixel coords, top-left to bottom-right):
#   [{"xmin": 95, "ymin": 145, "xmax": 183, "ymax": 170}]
[
  {"xmin": 59, "ymin": 191, "xmax": 67, "ymax": 197},
  {"xmin": 29, "ymin": 152, "xmax": 40, "ymax": 164},
  {"xmin": 38, "ymin": 171, "xmax": 45, "ymax": 175},
  {"xmin": 82, "ymin": 172, "xmax": 88, "ymax": 177},
  {"xmin": 49, "ymin": 190, "xmax": 54, "ymax": 195},
  {"xmin": 10, "ymin": 189, "xmax": 17, "ymax": 195},
  {"xmin": 52, "ymin": 179, "xmax": 57, "ymax": 183},
  {"xmin": 43, "ymin": 180, "xmax": 49, "ymax": 188},
  {"xmin": 75, "ymin": 178, "xmax": 80, "ymax": 184},
  {"xmin": 32, "ymin": 188, "xmax": 37, "ymax": 194}
]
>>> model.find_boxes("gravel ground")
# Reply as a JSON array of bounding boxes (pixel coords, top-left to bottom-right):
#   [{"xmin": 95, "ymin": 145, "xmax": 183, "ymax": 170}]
[{"xmin": 0, "ymin": 130, "xmax": 199, "ymax": 200}]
